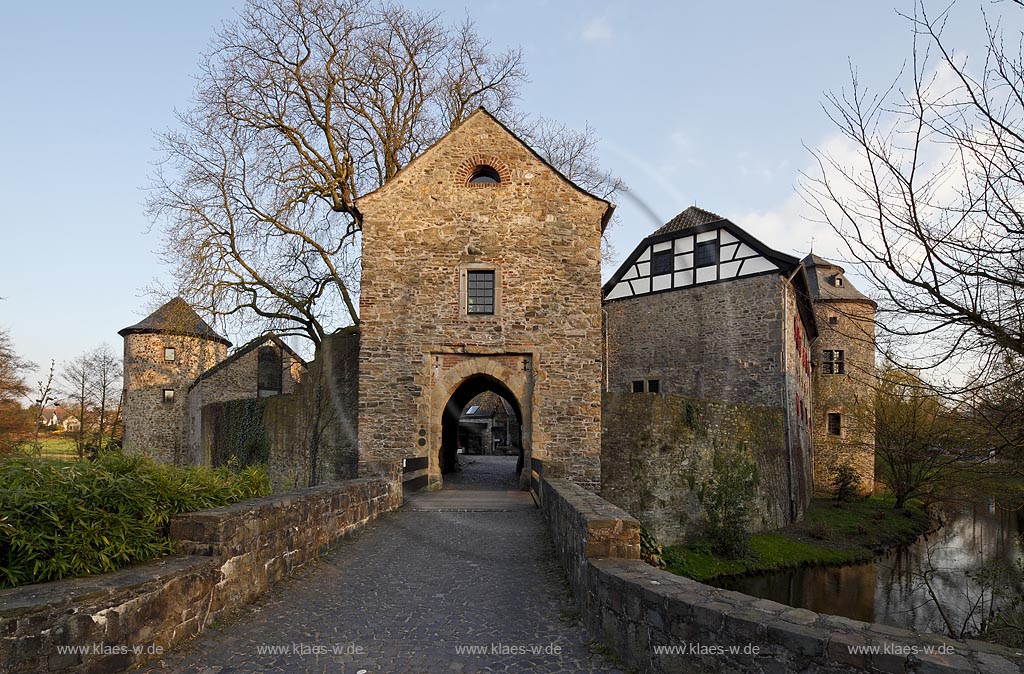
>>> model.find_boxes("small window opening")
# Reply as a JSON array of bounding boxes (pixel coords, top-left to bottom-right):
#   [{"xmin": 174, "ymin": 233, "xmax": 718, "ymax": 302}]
[
  {"xmin": 631, "ymin": 380, "xmax": 645, "ymax": 393},
  {"xmin": 695, "ymin": 241, "xmax": 718, "ymax": 267},
  {"xmin": 651, "ymin": 250, "xmax": 673, "ymax": 276},
  {"xmin": 834, "ymin": 275, "xmax": 844, "ymax": 287},
  {"xmin": 164, "ymin": 347, "xmax": 176, "ymax": 362},
  {"xmin": 163, "ymin": 389, "xmax": 175, "ymax": 404},
  {"xmin": 828, "ymin": 316, "xmax": 839, "ymax": 325},
  {"xmin": 468, "ymin": 165, "xmax": 501, "ymax": 185},
  {"xmin": 258, "ymin": 346, "xmax": 283, "ymax": 397},
  {"xmin": 822, "ymin": 350, "xmax": 845, "ymax": 375},
  {"xmin": 827, "ymin": 412, "xmax": 842, "ymax": 436},
  {"xmin": 646, "ymin": 379, "xmax": 661, "ymax": 393},
  {"xmin": 467, "ymin": 270, "xmax": 496, "ymax": 314}
]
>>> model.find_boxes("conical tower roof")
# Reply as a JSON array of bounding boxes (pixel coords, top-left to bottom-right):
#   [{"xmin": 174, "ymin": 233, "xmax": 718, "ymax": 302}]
[{"xmin": 118, "ymin": 297, "xmax": 232, "ymax": 346}]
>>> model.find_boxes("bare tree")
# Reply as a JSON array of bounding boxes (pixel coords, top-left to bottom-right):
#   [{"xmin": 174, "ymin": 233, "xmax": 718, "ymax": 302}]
[
  {"xmin": 803, "ymin": 2, "xmax": 1024, "ymax": 386},
  {"xmin": 90, "ymin": 344, "xmax": 122, "ymax": 452},
  {"xmin": 60, "ymin": 353, "xmax": 93, "ymax": 460},
  {"xmin": 29, "ymin": 360, "xmax": 55, "ymax": 454},
  {"xmin": 149, "ymin": 0, "xmax": 620, "ymax": 346}
]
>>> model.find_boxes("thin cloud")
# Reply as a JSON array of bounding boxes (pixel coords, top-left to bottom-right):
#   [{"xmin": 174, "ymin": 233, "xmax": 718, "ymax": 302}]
[{"xmin": 580, "ymin": 16, "xmax": 612, "ymax": 43}]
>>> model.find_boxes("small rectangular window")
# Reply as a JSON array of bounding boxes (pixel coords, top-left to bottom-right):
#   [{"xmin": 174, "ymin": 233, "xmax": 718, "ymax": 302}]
[
  {"xmin": 646, "ymin": 379, "xmax": 660, "ymax": 393},
  {"xmin": 823, "ymin": 350, "xmax": 845, "ymax": 375},
  {"xmin": 827, "ymin": 412, "xmax": 842, "ymax": 436},
  {"xmin": 164, "ymin": 347, "xmax": 176, "ymax": 362},
  {"xmin": 467, "ymin": 270, "xmax": 495, "ymax": 314},
  {"xmin": 828, "ymin": 316, "xmax": 838, "ymax": 325},
  {"xmin": 651, "ymin": 250, "xmax": 673, "ymax": 276},
  {"xmin": 163, "ymin": 389, "xmax": 175, "ymax": 404},
  {"xmin": 695, "ymin": 241, "xmax": 718, "ymax": 267},
  {"xmin": 631, "ymin": 380, "xmax": 645, "ymax": 393}
]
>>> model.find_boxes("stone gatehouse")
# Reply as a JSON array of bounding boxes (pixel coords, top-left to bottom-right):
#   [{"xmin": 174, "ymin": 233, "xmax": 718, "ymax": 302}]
[{"xmin": 356, "ymin": 109, "xmax": 613, "ymax": 490}]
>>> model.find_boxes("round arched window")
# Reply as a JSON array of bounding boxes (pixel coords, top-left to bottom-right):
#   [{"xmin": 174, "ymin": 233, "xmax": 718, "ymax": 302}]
[{"xmin": 468, "ymin": 165, "xmax": 501, "ymax": 184}]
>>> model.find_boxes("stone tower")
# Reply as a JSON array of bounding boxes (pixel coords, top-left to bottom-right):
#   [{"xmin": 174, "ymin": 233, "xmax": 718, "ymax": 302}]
[
  {"xmin": 119, "ymin": 298, "xmax": 231, "ymax": 463},
  {"xmin": 356, "ymin": 108, "xmax": 613, "ymax": 490},
  {"xmin": 802, "ymin": 255, "xmax": 877, "ymax": 494}
]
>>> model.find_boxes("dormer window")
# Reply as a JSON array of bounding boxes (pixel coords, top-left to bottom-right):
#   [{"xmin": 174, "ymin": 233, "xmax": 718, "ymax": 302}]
[
  {"xmin": 468, "ymin": 165, "xmax": 501, "ymax": 185},
  {"xmin": 834, "ymin": 275, "xmax": 844, "ymax": 287}
]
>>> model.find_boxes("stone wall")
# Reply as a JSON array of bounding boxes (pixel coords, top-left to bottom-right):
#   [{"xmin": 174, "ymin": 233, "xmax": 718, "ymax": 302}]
[
  {"xmin": 201, "ymin": 331, "xmax": 360, "ymax": 490},
  {"xmin": 122, "ymin": 333, "xmax": 227, "ymax": 464},
  {"xmin": 357, "ymin": 110, "xmax": 609, "ymax": 489},
  {"xmin": 811, "ymin": 300, "xmax": 876, "ymax": 494},
  {"xmin": 604, "ymin": 273, "xmax": 786, "ymax": 406},
  {"xmin": 185, "ymin": 339, "xmax": 304, "ymax": 465},
  {"xmin": 0, "ymin": 470, "xmax": 401, "ymax": 674},
  {"xmin": 601, "ymin": 392, "xmax": 791, "ymax": 545},
  {"xmin": 603, "ymin": 273, "xmax": 813, "ymax": 526},
  {"xmin": 540, "ymin": 477, "xmax": 1024, "ymax": 674}
]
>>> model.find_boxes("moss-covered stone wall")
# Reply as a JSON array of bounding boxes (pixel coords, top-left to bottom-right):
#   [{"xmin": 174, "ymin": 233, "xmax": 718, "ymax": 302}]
[{"xmin": 601, "ymin": 392, "xmax": 796, "ymax": 545}]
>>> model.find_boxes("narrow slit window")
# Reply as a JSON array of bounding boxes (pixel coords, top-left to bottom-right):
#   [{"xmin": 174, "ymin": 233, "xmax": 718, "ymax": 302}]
[{"xmin": 467, "ymin": 270, "xmax": 496, "ymax": 314}]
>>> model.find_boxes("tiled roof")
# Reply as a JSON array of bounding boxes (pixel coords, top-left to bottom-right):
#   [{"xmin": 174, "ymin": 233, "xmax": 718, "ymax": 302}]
[
  {"xmin": 800, "ymin": 254, "xmax": 875, "ymax": 304},
  {"xmin": 652, "ymin": 206, "xmax": 726, "ymax": 236},
  {"xmin": 118, "ymin": 297, "xmax": 232, "ymax": 346}
]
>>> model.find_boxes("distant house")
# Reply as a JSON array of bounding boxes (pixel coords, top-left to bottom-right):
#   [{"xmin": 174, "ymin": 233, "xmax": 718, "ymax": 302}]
[{"xmin": 39, "ymin": 408, "xmax": 81, "ymax": 432}]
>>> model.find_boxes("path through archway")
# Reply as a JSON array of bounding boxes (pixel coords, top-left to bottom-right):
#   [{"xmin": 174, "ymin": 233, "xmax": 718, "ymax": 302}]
[{"xmin": 440, "ymin": 375, "xmax": 523, "ymax": 490}]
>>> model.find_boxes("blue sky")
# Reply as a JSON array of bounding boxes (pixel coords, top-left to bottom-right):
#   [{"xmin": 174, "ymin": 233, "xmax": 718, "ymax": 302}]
[{"xmin": 0, "ymin": 1, "xmax": 990, "ymax": 385}]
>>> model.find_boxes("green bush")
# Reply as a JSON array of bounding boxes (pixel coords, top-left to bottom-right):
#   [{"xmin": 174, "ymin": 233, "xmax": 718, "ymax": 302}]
[
  {"xmin": 832, "ymin": 461, "xmax": 862, "ymax": 502},
  {"xmin": 0, "ymin": 452, "xmax": 269, "ymax": 588},
  {"xmin": 698, "ymin": 445, "xmax": 760, "ymax": 558}
]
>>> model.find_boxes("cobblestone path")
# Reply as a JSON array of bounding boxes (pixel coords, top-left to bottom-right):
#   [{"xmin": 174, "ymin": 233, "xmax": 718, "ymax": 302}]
[{"xmin": 137, "ymin": 465, "xmax": 623, "ymax": 674}]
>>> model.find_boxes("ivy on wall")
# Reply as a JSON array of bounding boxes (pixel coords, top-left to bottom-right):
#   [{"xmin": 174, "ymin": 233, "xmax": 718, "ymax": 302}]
[{"xmin": 211, "ymin": 399, "xmax": 270, "ymax": 468}]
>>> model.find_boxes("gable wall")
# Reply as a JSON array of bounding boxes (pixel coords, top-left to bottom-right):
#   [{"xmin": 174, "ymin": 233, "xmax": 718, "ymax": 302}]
[{"xmin": 358, "ymin": 113, "xmax": 607, "ymax": 487}]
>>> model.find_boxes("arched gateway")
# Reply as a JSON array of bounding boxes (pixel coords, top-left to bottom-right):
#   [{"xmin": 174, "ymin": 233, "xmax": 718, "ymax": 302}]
[{"xmin": 355, "ymin": 109, "xmax": 613, "ymax": 490}]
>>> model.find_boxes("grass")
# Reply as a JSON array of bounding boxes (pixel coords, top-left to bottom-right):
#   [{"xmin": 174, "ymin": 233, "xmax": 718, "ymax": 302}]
[{"xmin": 663, "ymin": 494, "xmax": 930, "ymax": 583}]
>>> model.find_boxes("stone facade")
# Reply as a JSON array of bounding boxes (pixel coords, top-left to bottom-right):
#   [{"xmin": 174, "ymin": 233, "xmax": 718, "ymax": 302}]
[
  {"xmin": 804, "ymin": 255, "xmax": 877, "ymax": 494},
  {"xmin": 356, "ymin": 109, "xmax": 612, "ymax": 490},
  {"xmin": 602, "ymin": 210, "xmax": 816, "ymax": 527},
  {"xmin": 201, "ymin": 331, "xmax": 361, "ymax": 490},
  {"xmin": 121, "ymin": 331, "xmax": 227, "ymax": 464},
  {"xmin": 186, "ymin": 335, "xmax": 305, "ymax": 465},
  {"xmin": 601, "ymin": 393, "xmax": 791, "ymax": 544}
]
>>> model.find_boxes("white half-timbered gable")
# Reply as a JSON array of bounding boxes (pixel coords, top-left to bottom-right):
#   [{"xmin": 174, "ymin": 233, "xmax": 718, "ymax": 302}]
[{"xmin": 603, "ymin": 206, "xmax": 797, "ymax": 301}]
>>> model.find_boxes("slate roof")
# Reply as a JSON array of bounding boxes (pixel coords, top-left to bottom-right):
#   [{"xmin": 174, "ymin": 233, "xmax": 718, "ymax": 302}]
[
  {"xmin": 800, "ymin": 254, "xmax": 876, "ymax": 305},
  {"xmin": 652, "ymin": 206, "xmax": 727, "ymax": 236},
  {"xmin": 118, "ymin": 297, "xmax": 232, "ymax": 346}
]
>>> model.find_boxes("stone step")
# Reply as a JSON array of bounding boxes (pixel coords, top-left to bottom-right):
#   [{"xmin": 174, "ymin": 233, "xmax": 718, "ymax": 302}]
[{"xmin": 403, "ymin": 489, "xmax": 537, "ymax": 512}]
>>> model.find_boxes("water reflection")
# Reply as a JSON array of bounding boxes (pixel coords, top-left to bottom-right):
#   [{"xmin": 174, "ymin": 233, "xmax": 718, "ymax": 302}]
[{"xmin": 717, "ymin": 499, "xmax": 1024, "ymax": 635}]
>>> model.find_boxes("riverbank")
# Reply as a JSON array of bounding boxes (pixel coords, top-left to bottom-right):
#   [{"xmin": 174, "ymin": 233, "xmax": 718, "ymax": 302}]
[{"xmin": 663, "ymin": 494, "xmax": 930, "ymax": 582}]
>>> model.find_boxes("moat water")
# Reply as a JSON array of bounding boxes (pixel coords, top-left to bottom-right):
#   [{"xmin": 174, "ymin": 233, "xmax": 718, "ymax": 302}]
[{"xmin": 714, "ymin": 498, "xmax": 1024, "ymax": 636}]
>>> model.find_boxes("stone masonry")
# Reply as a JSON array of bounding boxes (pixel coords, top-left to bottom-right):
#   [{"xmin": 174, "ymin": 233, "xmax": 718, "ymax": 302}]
[
  {"xmin": 603, "ymin": 269, "xmax": 814, "ymax": 525},
  {"xmin": 120, "ymin": 298, "xmax": 230, "ymax": 464},
  {"xmin": 804, "ymin": 255, "xmax": 877, "ymax": 494},
  {"xmin": 186, "ymin": 335, "xmax": 305, "ymax": 465},
  {"xmin": 357, "ymin": 108, "xmax": 613, "ymax": 489}
]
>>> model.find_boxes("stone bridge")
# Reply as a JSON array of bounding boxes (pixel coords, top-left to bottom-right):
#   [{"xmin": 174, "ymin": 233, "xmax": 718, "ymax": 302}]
[{"xmin": 3, "ymin": 456, "xmax": 1021, "ymax": 674}]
